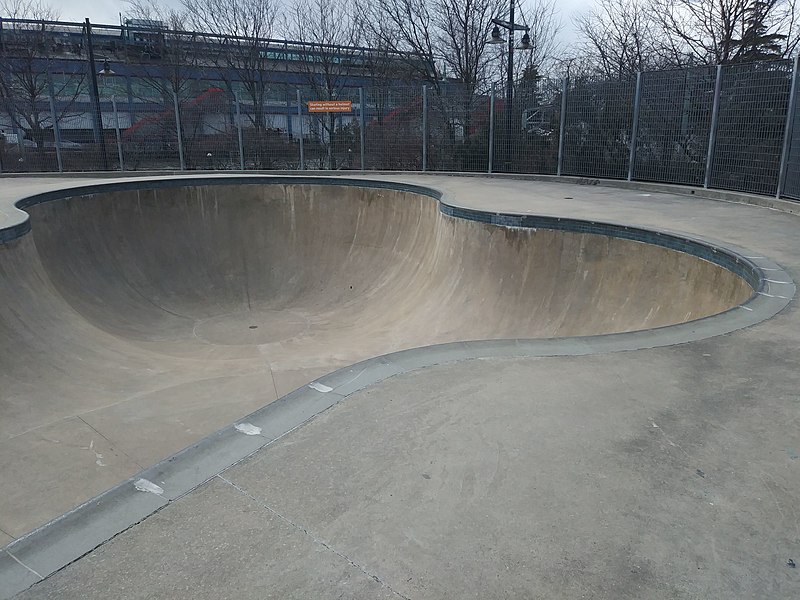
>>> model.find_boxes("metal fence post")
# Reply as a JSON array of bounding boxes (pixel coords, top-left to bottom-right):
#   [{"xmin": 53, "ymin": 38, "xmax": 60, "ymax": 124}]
[
  {"xmin": 628, "ymin": 71, "xmax": 643, "ymax": 182},
  {"xmin": 49, "ymin": 95, "xmax": 63, "ymax": 173},
  {"xmin": 173, "ymin": 91, "xmax": 185, "ymax": 171},
  {"xmin": 777, "ymin": 54, "xmax": 799, "ymax": 198},
  {"xmin": 422, "ymin": 84, "xmax": 428, "ymax": 171},
  {"xmin": 111, "ymin": 96, "xmax": 124, "ymax": 171},
  {"xmin": 557, "ymin": 77, "xmax": 568, "ymax": 176},
  {"xmin": 296, "ymin": 89, "xmax": 305, "ymax": 170},
  {"xmin": 284, "ymin": 84, "xmax": 292, "ymax": 142},
  {"xmin": 235, "ymin": 94, "xmax": 245, "ymax": 170},
  {"xmin": 85, "ymin": 19, "xmax": 108, "ymax": 170},
  {"xmin": 704, "ymin": 64, "xmax": 724, "ymax": 189},
  {"xmin": 488, "ymin": 84, "xmax": 495, "ymax": 174},
  {"xmin": 359, "ymin": 87, "xmax": 366, "ymax": 170},
  {"xmin": 125, "ymin": 75, "xmax": 136, "ymax": 126},
  {"xmin": 12, "ymin": 120, "xmax": 24, "ymax": 156}
]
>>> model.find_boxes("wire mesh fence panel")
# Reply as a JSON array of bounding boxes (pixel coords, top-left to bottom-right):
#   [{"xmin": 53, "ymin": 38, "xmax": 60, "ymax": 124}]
[
  {"xmin": 237, "ymin": 82, "xmax": 297, "ymax": 170},
  {"xmin": 176, "ymin": 85, "xmax": 239, "ymax": 171},
  {"xmin": 118, "ymin": 92, "xmax": 181, "ymax": 171},
  {"xmin": 427, "ymin": 83, "xmax": 489, "ymax": 173},
  {"xmin": 710, "ymin": 60, "xmax": 792, "ymax": 195},
  {"xmin": 4, "ymin": 20, "xmax": 800, "ymax": 201},
  {"xmin": 364, "ymin": 85, "xmax": 423, "ymax": 170},
  {"xmin": 54, "ymin": 99, "xmax": 113, "ymax": 172},
  {"xmin": 0, "ymin": 18, "xmax": 91, "ymax": 172},
  {"xmin": 493, "ymin": 77, "xmax": 561, "ymax": 174},
  {"xmin": 783, "ymin": 71, "xmax": 800, "ymax": 200},
  {"xmin": 562, "ymin": 77, "xmax": 635, "ymax": 179},
  {"xmin": 0, "ymin": 97, "xmax": 61, "ymax": 172},
  {"xmin": 633, "ymin": 66, "xmax": 716, "ymax": 186},
  {"xmin": 298, "ymin": 86, "xmax": 362, "ymax": 171}
]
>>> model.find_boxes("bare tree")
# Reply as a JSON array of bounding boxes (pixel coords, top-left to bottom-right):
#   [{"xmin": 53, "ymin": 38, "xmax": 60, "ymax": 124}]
[
  {"xmin": 515, "ymin": 0, "xmax": 562, "ymax": 77},
  {"xmin": 125, "ymin": 0, "xmax": 194, "ymax": 99},
  {"xmin": 180, "ymin": 0, "xmax": 279, "ymax": 166},
  {"xmin": 0, "ymin": 0, "xmax": 85, "ymax": 168},
  {"xmin": 435, "ymin": 0, "xmax": 506, "ymax": 89},
  {"xmin": 363, "ymin": 0, "xmax": 507, "ymax": 90},
  {"xmin": 574, "ymin": 0, "xmax": 664, "ymax": 78},
  {"xmin": 349, "ymin": 8, "xmax": 427, "ymax": 169},
  {"xmin": 124, "ymin": 0, "xmax": 229, "ymax": 169},
  {"xmin": 0, "ymin": 0, "xmax": 56, "ymax": 19},
  {"xmin": 286, "ymin": 0, "xmax": 361, "ymax": 168},
  {"xmin": 574, "ymin": 0, "xmax": 800, "ymax": 75},
  {"xmin": 784, "ymin": 0, "xmax": 800, "ymax": 54},
  {"xmin": 652, "ymin": 0, "xmax": 797, "ymax": 65},
  {"xmin": 362, "ymin": 0, "xmax": 439, "ymax": 83}
]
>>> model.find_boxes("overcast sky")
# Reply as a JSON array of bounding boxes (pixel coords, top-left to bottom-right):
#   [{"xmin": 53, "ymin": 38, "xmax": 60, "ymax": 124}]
[{"xmin": 52, "ymin": 0, "xmax": 589, "ymax": 42}]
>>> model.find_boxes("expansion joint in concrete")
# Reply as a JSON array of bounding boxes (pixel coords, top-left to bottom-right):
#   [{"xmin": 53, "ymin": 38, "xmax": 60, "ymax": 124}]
[
  {"xmin": 216, "ymin": 474, "xmax": 411, "ymax": 600},
  {"xmin": 5, "ymin": 550, "xmax": 42, "ymax": 581}
]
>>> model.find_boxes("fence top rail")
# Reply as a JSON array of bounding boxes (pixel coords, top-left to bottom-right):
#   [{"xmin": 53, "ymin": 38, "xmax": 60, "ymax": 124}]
[{"xmin": 0, "ymin": 16, "xmax": 423, "ymax": 62}]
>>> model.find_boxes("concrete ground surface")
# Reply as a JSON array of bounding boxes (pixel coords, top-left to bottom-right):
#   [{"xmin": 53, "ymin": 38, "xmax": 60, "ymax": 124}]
[
  {"xmin": 18, "ymin": 346, "xmax": 800, "ymax": 599},
  {"xmin": 1, "ymin": 173, "xmax": 799, "ymax": 598},
  {"xmin": 0, "ymin": 175, "xmax": 758, "ymax": 542}
]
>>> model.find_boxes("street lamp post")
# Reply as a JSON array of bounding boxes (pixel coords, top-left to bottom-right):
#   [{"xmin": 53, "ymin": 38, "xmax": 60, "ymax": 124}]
[
  {"xmin": 488, "ymin": 1, "xmax": 531, "ymax": 171},
  {"xmin": 85, "ymin": 18, "xmax": 109, "ymax": 170}
]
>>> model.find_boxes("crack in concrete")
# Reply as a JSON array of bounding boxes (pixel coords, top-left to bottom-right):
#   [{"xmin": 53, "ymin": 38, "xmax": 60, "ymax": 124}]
[
  {"xmin": 267, "ymin": 364, "xmax": 280, "ymax": 403},
  {"xmin": 77, "ymin": 416, "xmax": 145, "ymax": 470},
  {"xmin": 216, "ymin": 474, "xmax": 411, "ymax": 600}
]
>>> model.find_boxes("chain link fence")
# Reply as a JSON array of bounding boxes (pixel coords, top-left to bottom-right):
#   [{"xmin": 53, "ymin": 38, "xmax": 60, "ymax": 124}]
[{"xmin": 3, "ymin": 41, "xmax": 800, "ymax": 201}]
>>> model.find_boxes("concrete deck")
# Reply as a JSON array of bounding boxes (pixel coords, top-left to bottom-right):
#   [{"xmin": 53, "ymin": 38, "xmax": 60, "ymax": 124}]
[{"xmin": 1, "ymin": 174, "xmax": 799, "ymax": 598}]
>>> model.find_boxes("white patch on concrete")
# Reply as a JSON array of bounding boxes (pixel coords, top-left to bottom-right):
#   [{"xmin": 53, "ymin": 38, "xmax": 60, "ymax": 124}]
[
  {"xmin": 134, "ymin": 478, "xmax": 164, "ymax": 495},
  {"xmin": 739, "ymin": 305, "xmax": 754, "ymax": 311},
  {"xmin": 309, "ymin": 382, "xmax": 333, "ymax": 393},
  {"xmin": 234, "ymin": 422, "xmax": 262, "ymax": 436},
  {"xmin": 84, "ymin": 439, "xmax": 106, "ymax": 466},
  {"xmin": 765, "ymin": 279, "xmax": 791, "ymax": 284},
  {"xmin": 651, "ymin": 422, "xmax": 659, "ymax": 429}
]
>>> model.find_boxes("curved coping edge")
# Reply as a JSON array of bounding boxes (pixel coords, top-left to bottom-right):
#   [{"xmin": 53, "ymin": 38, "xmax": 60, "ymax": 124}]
[
  {"xmin": 0, "ymin": 174, "xmax": 767, "ymax": 293},
  {"xmin": 0, "ymin": 176, "xmax": 443, "ymax": 243},
  {"xmin": 0, "ymin": 174, "xmax": 795, "ymax": 598}
]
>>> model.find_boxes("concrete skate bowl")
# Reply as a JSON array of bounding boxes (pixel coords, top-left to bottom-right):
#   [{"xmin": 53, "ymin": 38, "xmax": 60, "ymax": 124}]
[{"xmin": 0, "ymin": 176, "xmax": 791, "ymax": 546}]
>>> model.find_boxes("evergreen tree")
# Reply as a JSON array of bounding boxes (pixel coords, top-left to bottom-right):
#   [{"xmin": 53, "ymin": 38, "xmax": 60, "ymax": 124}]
[{"xmin": 733, "ymin": 0, "xmax": 787, "ymax": 63}]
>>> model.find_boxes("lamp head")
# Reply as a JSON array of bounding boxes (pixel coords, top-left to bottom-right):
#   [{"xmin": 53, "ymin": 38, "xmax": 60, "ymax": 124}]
[
  {"xmin": 488, "ymin": 25, "xmax": 505, "ymax": 44},
  {"xmin": 99, "ymin": 60, "xmax": 115, "ymax": 76}
]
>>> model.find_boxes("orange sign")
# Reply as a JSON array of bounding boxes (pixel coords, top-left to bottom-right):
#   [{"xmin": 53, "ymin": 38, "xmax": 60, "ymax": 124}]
[{"xmin": 307, "ymin": 100, "xmax": 353, "ymax": 113}]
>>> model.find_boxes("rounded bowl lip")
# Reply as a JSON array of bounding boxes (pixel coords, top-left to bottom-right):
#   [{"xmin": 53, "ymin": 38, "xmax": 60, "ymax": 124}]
[
  {"xmin": 1, "ymin": 174, "xmax": 794, "ymax": 593},
  {"xmin": 3, "ymin": 173, "xmax": 793, "ymax": 347}
]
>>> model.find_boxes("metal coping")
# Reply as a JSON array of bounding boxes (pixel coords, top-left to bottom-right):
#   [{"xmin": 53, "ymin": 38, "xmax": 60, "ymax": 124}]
[
  {"xmin": 438, "ymin": 203, "xmax": 764, "ymax": 292},
  {"xmin": 0, "ymin": 175, "xmax": 771, "ymax": 292},
  {"xmin": 0, "ymin": 175, "xmax": 794, "ymax": 599},
  {"xmin": 1, "ymin": 176, "xmax": 442, "ymax": 243}
]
